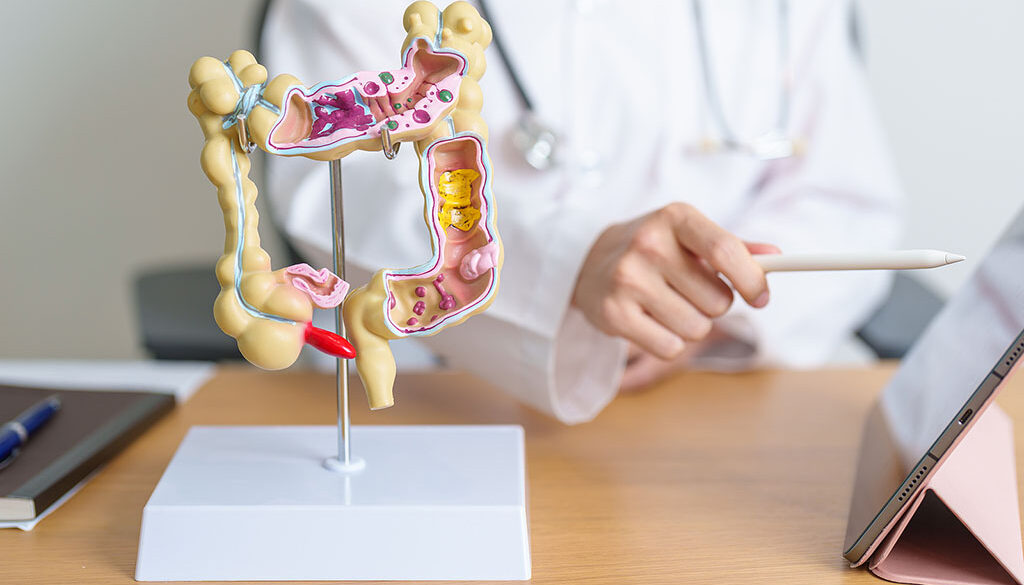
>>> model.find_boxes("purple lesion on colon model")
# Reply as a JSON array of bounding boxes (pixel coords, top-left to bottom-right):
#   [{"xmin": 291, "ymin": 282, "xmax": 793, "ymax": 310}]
[{"xmin": 309, "ymin": 89, "xmax": 374, "ymax": 139}]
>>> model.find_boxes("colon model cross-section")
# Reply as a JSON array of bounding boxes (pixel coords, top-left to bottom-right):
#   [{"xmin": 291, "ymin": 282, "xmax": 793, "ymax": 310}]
[{"xmin": 186, "ymin": 1, "xmax": 499, "ymax": 409}]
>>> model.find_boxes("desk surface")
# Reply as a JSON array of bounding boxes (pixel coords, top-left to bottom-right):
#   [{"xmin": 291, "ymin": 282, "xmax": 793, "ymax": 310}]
[{"xmin": 3, "ymin": 365, "xmax": 1023, "ymax": 584}]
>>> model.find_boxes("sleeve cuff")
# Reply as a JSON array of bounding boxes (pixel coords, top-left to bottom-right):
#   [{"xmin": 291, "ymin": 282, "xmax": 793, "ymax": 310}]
[
  {"xmin": 547, "ymin": 307, "xmax": 627, "ymax": 423},
  {"xmin": 415, "ymin": 305, "xmax": 624, "ymax": 424},
  {"xmin": 523, "ymin": 194, "xmax": 629, "ymax": 422}
]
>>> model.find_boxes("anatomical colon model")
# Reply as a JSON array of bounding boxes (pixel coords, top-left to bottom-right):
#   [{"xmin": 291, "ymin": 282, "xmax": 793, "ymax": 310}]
[{"xmin": 186, "ymin": 1, "xmax": 501, "ymax": 409}]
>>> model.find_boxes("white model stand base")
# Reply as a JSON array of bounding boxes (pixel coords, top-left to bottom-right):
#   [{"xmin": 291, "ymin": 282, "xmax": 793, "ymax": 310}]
[{"xmin": 135, "ymin": 425, "xmax": 530, "ymax": 581}]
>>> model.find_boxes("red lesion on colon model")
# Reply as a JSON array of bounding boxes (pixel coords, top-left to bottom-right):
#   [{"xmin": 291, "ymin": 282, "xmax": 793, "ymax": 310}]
[
  {"xmin": 270, "ymin": 39, "xmax": 464, "ymax": 146},
  {"xmin": 309, "ymin": 91, "xmax": 374, "ymax": 138},
  {"xmin": 386, "ymin": 136, "xmax": 494, "ymax": 332}
]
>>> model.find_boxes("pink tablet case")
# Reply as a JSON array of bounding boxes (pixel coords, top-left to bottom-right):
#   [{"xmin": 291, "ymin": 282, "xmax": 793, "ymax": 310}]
[{"xmin": 868, "ymin": 405, "xmax": 1024, "ymax": 585}]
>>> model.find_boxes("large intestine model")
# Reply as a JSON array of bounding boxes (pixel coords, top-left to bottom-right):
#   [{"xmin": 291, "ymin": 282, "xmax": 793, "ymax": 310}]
[{"xmin": 186, "ymin": 1, "xmax": 501, "ymax": 410}]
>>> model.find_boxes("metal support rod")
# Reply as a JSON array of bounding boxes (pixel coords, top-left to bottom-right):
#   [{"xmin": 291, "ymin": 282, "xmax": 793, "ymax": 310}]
[{"xmin": 329, "ymin": 158, "xmax": 351, "ymax": 467}]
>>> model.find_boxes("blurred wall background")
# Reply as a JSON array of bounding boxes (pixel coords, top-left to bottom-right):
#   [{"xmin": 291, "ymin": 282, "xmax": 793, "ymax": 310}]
[{"xmin": 0, "ymin": 0, "xmax": 1021, "ymax": 359}]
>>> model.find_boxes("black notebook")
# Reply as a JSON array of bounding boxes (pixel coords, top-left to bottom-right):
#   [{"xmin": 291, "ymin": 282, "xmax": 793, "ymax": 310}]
[{"xmin": 0, "ymin": 385, "xmax": 174, "ymax": 521}]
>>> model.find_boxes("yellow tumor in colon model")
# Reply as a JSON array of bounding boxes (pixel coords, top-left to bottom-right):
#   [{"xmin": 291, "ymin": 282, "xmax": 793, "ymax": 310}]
[{"xmin": 437, "ymin": 168, "xmax": 481, "ymax": 231}]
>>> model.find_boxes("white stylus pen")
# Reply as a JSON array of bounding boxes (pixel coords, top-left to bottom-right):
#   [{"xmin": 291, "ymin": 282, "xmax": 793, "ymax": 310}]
[{"xmin": 754, "ymin": 249, "xmax": 966, "ymax": 272}]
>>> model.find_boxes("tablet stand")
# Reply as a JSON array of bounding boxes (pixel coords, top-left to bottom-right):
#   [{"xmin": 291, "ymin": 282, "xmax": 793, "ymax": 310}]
[
  {"xmin": 868, "ymin": 405, "xmax": 1024, "ymax": 585},
  {"xmin": 135, "ymin": 159, "xmax": 530, "ymax": 581}
]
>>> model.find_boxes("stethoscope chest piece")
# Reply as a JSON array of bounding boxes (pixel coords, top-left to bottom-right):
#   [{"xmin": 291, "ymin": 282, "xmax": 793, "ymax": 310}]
[
  {"xmin": 511, "ymin": 112, "xmax": 559, "ymax": 171},
  {"xmin": 745, "ymin": 132, "xmax": 805, "ymax": 160},
  {"xmin": 699, "ymin": 133, "xmax": 805, "ymax": 160},
  {"xmin": 478, "ymin": 0, "xmax": 561, "ymax": 170}
]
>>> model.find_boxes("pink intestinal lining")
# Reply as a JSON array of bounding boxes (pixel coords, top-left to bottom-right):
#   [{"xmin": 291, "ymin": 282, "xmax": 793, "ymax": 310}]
[
  {"xmin": 384, "ymin": 135, "xmax": 497, "ymax": 335},
  {"xmin": 284, "ymin": 263, "xmax": 349, "ymax": 309},
  {"xmin": 266, "ymin": 42, "xmax": 466, "ymax": 153}
]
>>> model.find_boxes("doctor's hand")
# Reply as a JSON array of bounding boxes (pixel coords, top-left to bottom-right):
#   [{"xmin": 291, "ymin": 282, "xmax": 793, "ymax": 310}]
[
  {"xmin": 619, "ymin": 325, "xmax": 730, "ymax": 391},
  {"xmin": 621, "ymin": 340, "xmax": 700, "ymax": 391},
  {"xmin": 572, "ymin": 202, "xmax": 778, "ymax": 360}
]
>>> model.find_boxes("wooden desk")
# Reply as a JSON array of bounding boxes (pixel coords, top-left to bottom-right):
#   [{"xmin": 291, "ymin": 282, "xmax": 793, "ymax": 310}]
[{"xmin": 3, "ymin": 365, "xmax": 1023, "ymax": 584}]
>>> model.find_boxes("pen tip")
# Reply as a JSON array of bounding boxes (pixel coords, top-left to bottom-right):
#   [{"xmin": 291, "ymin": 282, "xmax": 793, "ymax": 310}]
[
  {"xmin": 946, "ymin": 253, "xmax": 966, "ymax": 264},
  {"xmin": 48, "ymin": 396, "xmax": 62, "ymax": 410}
]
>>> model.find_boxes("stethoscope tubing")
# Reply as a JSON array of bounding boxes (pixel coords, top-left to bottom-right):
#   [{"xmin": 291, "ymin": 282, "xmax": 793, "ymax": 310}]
[{"xmin": 477, "ymin": 0, "xmax": 796, "ymax": 165}]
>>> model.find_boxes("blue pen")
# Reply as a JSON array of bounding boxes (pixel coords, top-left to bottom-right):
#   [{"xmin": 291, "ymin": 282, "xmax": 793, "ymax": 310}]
[{"xmin": 0, "ymin": 396, "xmax": 61, "ymax": 469}]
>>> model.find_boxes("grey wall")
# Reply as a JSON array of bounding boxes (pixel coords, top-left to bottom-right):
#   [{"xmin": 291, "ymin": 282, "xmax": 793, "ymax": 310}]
[
  {"xmin": 0, "ymin": 1, "xmax": 267, "ymax": 358},
  {"xmin": 0, "ymin": 1, "xmax": 1021, "ymax": 359},
  {"xmin": 860, "ymin": 1, "xmax": 1024, "ymax": 296}
]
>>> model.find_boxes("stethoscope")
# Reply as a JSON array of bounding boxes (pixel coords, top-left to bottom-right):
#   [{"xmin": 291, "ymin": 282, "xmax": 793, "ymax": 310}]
[{"xmin": 476, "ymin": 0, "xmax": 801, "ymax": 170}]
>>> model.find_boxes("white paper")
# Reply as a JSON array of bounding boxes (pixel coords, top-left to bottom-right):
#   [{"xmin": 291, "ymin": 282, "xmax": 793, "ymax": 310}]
[
  {"xmin": 0, "ymin": 359, "xmax": 215, "ymax": 402},
  {"xmin": 0, "ymin": 472, "xmax": 95, "ymax": 531}
]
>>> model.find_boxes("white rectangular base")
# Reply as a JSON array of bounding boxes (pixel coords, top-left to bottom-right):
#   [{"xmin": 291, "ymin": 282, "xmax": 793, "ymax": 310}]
[{"xmin": 135, "ymin": 425, "xmax": 530, "ymax": 581}]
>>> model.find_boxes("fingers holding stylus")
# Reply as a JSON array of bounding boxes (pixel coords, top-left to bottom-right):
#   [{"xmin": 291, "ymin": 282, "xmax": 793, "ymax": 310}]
[
  {"xmin": 618, "ymin": 303, "xmax": 686, "ymax": 359},
  {"xmin": 659, "ymin": 246, "xmax": 736, "ymax": 318},
  {"xmin": 572, "ymin": 202, "xmax": 775, "ymax": 357},
  {"xmin": 665, "ymin": 203, "xmax": 773, "ymax": 308}
]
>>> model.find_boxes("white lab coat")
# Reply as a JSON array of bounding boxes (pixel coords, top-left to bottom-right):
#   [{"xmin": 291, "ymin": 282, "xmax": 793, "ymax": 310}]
[{"xmin": 261, "ymin": 0, "xmax": 903, "ymax": 423}]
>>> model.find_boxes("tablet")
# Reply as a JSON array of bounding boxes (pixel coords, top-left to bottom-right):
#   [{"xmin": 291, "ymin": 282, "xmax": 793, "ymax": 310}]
[{"xmin": 843, "ymin": 206, "xmax": 1024, "ymax": 564}]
